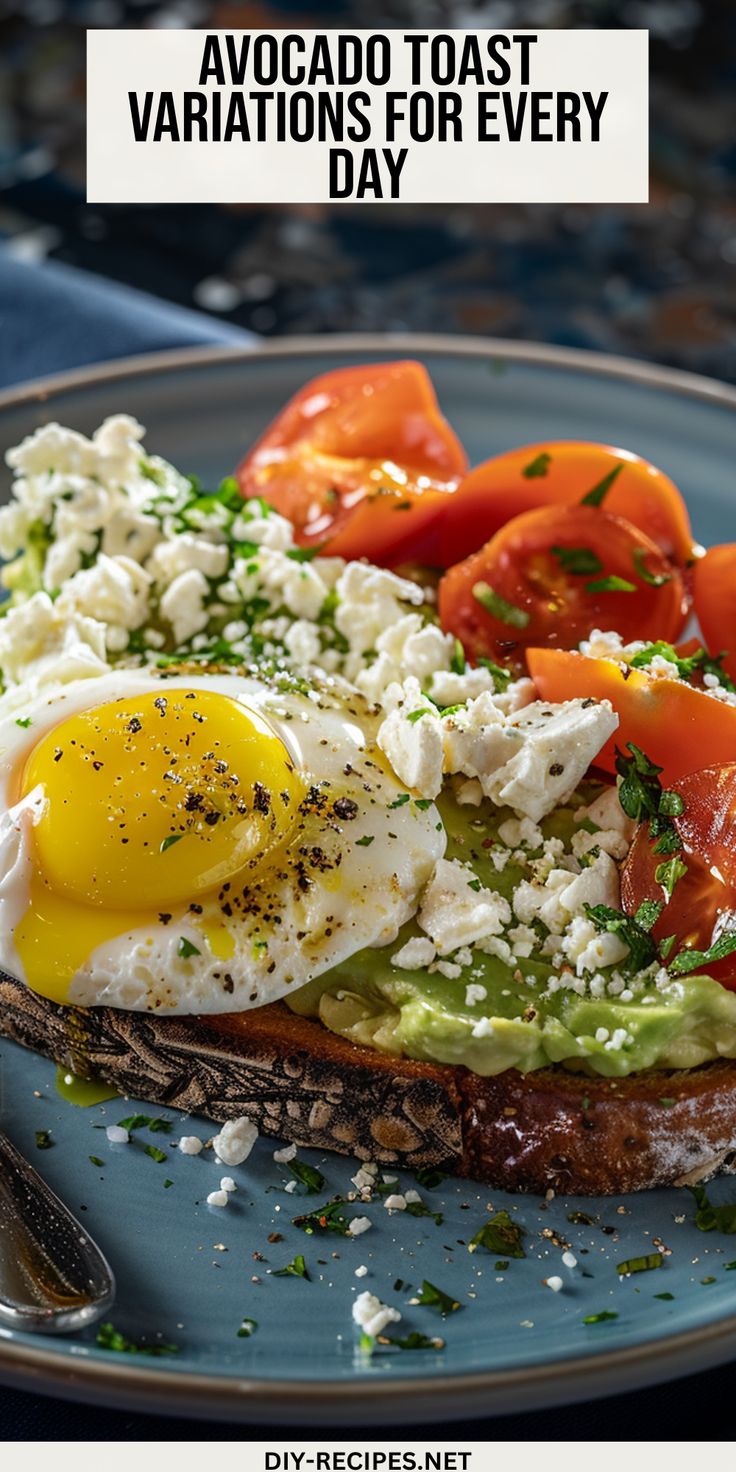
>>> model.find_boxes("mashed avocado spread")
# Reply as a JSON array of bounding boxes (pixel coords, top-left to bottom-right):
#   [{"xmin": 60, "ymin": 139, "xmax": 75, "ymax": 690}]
[{"xmin": 289, "ymin": 783, "xmax": 736, "ymax": 1079}]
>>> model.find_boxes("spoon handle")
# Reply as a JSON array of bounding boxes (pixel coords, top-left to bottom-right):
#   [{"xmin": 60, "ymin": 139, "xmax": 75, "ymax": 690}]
[{"xmin": 0, "ymin": 1128, "xmax": 115, "ymax": 1333}]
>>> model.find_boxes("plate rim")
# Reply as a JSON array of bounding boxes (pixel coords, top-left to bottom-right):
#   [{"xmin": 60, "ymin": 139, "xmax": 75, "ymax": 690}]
[
  {"xmin": 0, "ymin": 331, "xmax": 734, "ymax": 413},
  {"xmin": 1, "ymin": 332, "xmax": 735, "ymax": 1423}
]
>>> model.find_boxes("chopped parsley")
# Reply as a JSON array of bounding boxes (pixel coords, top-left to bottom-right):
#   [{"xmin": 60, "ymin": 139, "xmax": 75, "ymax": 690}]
[
  {"xmin": 287, "ymin": 1160, "xmax": 326, "ymax": 1195},
  {"xmin": 669, "ymin": 933, "xmax": 736, "ymax": 976},
  {"xmin": 405, "ymin": 1200, "xmax": 444, "ymax": 1226},
  {"xmin": 450, "ymin": 637, "xmax": 466, "ymax": 674},
  {"xmin": 89, "ymin": 1155, "xmax": 105, "ymax": 1168},
  {"xmin": 616, "ymin": 1253, "xmax": 664, "ymax": 1276},
  {"xmin": 655, "ymin": 856, "xmax": 688, "ymax": 898},
  {"xmin": 144, "ymin": 1144, "xmax": 168, "ymax": 1164},
  {"xmin": 629, "ymin": 641, "xmax": 736, "ymax": 692},
  {"xmin": 412, "ymin": 1280, "xmax": 462, "ymax": 1315},
  {"xmin": 582, "ymin": 1310, "xmax": 619, "ymax": 1324},
  {"xmin": 237, "ymin": 1317, "xmax": 258, "ymax": 1338},
  {"xmin": 96, "ymin": 1322, "xmax": 179, "ymax": 1355},
  {"xmin": 34, "ymin": 1130, "xmax": 53, "ymax": 1150},
  {"xmin": 160, "ymin": 834, "xmax": 183, "ymax": 853},
  {"xmin": 177, "ymin": 937, "xmax": 201, "ymax": 959},
  {"xmin": 584, "ymin": 902, "xmax": 659, "ymax": 975},
  {"xmin": 585, "ymin": 574, "xmax": 637, "ymax": 594},
  {"xmin": 688, "ymin": 1184, "xmax": 736, "ymax": 1234},
  {"xmin": 632, "ymin": 548, "xmax": 672, "ymax": 586},
  {"xmin": 580, "ymin": 464, "xmax": 623, "ymax": 507},
  {"xmin": 292, "ymin": 1198, "xmax": 353, "ymax": 1236},
  {"xmin": 468, "ymin": 1210, "xmax": 525, "ymax": 1258},
  {"xmin": 615, "ymin": 744, "xmax": 684, "ymax": 856},
  {"xmin": 118, "ymin": 1114, "xmax": 173, "ymax": 1134},
  {"xmin": 551, "ymin": 545, "xmax": 603, "ymax": 577},
  {"xmin": 381, "ymin": 1331, "xmax": 443, "ymax": 1351},
  {"xmin": 414, "ymin": 1166, "xmax": 446, "ymax": 1189},
  {"xmin": 389, "ymin": 793, "xmax": 411, "ymax": 809},
  {"xmin": 472, "ymin": 581, "xmax": 530, "ymax": 629},
  {"xmin": 15, "ymin": 716, "xmax": 32, "ymax": 728},
  {"xmin": 654, "ymin": 1292, "xmax": 675, "ymax": 1300},
  {"xmin": 477, "ymin": 657, "xmax": 513, "ymax": 692},
  {"xmin": 522, "ymin": 452, "xmax": 552, "ymax": 479},
  {"xmin": 273, "ymin": 1254, "xmax": 310, "ymax": 1279},
  {"xmin": 355, "ymin": 835, "xmax": 374, "ymax": 847},
  {"xmin": 406, "ymin": 707, "xmax": 435, "ymax": 723}
]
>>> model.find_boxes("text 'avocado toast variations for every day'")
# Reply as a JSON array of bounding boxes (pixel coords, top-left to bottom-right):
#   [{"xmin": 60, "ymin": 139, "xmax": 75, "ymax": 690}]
[{"xmin": 2, "ymin": 360, "xmax": 736, "ymax": 1195}]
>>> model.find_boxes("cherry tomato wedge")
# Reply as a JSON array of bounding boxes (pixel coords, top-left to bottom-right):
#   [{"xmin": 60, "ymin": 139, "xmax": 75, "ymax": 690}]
[
  {"xmin": 436, "ymin": 440, "xmax": 696, "ymax": 568},
  {"xmin": 621, "ymin": 764, "xmax": 736, "ymax": 990},
  {"xmin": 438, "ymin": 505, "xmax": 687, "ymax": 665},
  {"xmin": 235, "ymin": 360, "xmax": 467, "ymax": 565},
  {"xmin": 693, "ymin": 545, "xmax": 736, "ymax": 684},
  {"xmin": 526, "ymin": 647, "xmax": 736, "ymax": 784}
]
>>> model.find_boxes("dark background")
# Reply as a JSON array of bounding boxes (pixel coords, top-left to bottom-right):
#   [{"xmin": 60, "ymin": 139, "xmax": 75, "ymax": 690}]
[
  {"xmin": 0, "ymin": 0, "xmax": 735, "ymax": 1442},
  {"xmin": 0, "ymin": 0, "xmax": 734, "ymax": 381}
]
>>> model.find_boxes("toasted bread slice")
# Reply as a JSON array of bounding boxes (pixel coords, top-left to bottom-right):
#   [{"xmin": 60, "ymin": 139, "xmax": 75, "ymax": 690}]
[{"xmin": 1, "ymin": 970, "xmax": 735, "ymax": 1194}]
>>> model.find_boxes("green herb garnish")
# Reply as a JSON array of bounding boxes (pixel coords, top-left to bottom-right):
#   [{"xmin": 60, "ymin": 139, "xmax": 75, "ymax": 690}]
[
  {"xmin": 584, "ymin": 902, "xmax": 659, "ymax": 975},
  {"xmin": 273, "ymin": 1254, "xmax": 310, "ymax": 1279},
  {"xmin": 669, "ymin": 933, "xmax": 736, "ymax": 976},
  {"xmin": 406, "ymin": 707, "xmax": 435, "ymax": 724},
  {"xmin": 585, "ymin": 574, "xmax": 637, "ymax": 595},
  {"xmin": 469, "ymin": 1210, "xmax": 525, "ymax": 1258},
  {"xmin": 117, "ymin": 1114, "xmax": 173, "ymax": 1134},
  {"xmin": 144, "ymin": 1144, "xmax": 167, "ymax": 1164},
  {"xmin": 472, "ymin": 582, "xmax": 530, "ymax": 629},
  {"xmin": 582, "ymin": 1310, "xmax": 619, "ymax": 1324},
  {"xmin": 384, "ymin": 1331, "xmax": 443, "ymax": 1351},
  {"xmin": 580, "ymin": 464, "xmax": 623, "ymax": 507},
  {"xmin": 160, "ymin": 834, "xmax": 183, "ymax": 853},
  {"xmin": 96, "ymin": 1323, "xmax": 179, "ymax": 1355},
  {"xmin": 450, "ymin": 638, "xmax": 466, "ymax": 675},
  {"xmin": 35, "ymin": 1130, "xmax": 53, "ymax": 1150},
  {"xmin": 522, "ymin": 452, "xmax": 552, "ymax": 479},
  {"xmin": 237, "ymin": 1317, "xmax": 258, "ymax": 1337},
  {"xmin": 89, "ymin": 1155, "xmax": 104, "ymax": 1168},
  {"xmin": 655, "ymin": 856, "xmax": 689, "ymax": 898},
  {"xmin": 477, "ymin": 657, "xmax": 513, "ymax": 692},
  {"xmin": 355, "ymin": 835, "xmax": 374, "ymax": 847},
  {"xmin": 292, "ymin": 1198, "xmax": 353, "ymax": 1236},
  {"xmin": 15, "ymin": 716, "xmax": 32, "ymax": 728},
  {"xmin": 177, "ymin": 937, "xmax": 201, "ymax": 959},
  {"xmin": 616, "ymin": 1253, "xmax": 664, "ymax": 1276},
  {"xmin": 655, "ymin": 1292, "xmax": 675, "ymax": 1300},
  {"xmin": 413, "ymin": 1280, "xmax": 462, "ymax": 1315},
  {"xmin": 632, "ymin": 548, "xmax": 672, "ymax": 586},
  {"xmin": 287, "ymin": 1160, "xmax": 326, "ymax": 1195},
  {"xmin": 551, "ymin": 545, "xmax": 603, "ymax": 577},
  {"xmin": 414, "ymin": 1166, "xmax": 446, "ymax": 1190},
  {"xmin": 688, "ymin": 1184, "xmax": 736, "ymax": 1234}
]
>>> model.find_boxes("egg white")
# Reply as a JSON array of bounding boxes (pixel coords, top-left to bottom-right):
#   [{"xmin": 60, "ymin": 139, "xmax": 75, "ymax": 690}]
[{"xmin": 0, "ymin": 667, "xmax": 446, "ymax": 1014}]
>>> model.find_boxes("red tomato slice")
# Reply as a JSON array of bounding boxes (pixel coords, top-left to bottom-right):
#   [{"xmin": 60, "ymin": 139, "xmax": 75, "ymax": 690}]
[
  {"xmin": 438, "ymin": 505, "xmax": 687, "ymax": 665},
  {"xmin": 693, "ymin": 545, "xmax": 736, "ymax": 684},
  {"xmin": 526, "ymin": 647, "xmax": 736, "ymax": 784},
  {"xmin": 436, "ymin": 441, "xmax": 696, "ymax": 568},
  {"xmin": 621, "ymin": 765, "xmax": 736, "ymax": 990},
  {"xmin": 235, "ymin": 360, "xmax": 467, "ymax": 565}
]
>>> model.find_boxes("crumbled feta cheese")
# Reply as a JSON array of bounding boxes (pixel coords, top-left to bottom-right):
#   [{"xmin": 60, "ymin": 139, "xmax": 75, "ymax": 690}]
[
  {"xmin": 212, "ymin": 1116, "xmax": 258, "ymax": 1166},
  {"xmin": 220, "ymin": 1176, "xmax": 237, "ymax": 1193},
  {"xmin": 384, "ymin": 1193, "xmax": 408, "ymax": 1211},
  {"xmin": 335, "ymin": 562, "xmax": 424, "ymax": 659},
  {"xmin": 352, "ymin": 1291, "xmax": 402, "ymax": 1338},
  {"xmin": 207, "ymin": 1189, "xmax": 229, "ymax": 1208},
  {"xmin": 546, "ymin": 1275, "xmax": 564, "ymax": 1293},
  {"xmin": 178, "ymin": 1135, "xmax": 204, "ymax": 1155},
  {"xmin": 430, "ymin": 958, "xmax": 462, "ymax": 979},
  {"xmin": 403, "ymin": 1188, "xmax": 422, "ymax": 1205},
  {"xmin": 562, "ymin": 1251, "xmax": 577, "ymax": 1268},
  {"xmin": 105, "ymin": 1125, "xmax": 129, "ymax": 1144},
  {"xmin": 284, "ymin": 1179, "xmax": 298, "ymax": 1193},
  {"xmin": 0, "ymin": 591, "xmax": 109, "ymax": 690},
  {"xmin": 482, "ymin": 699, "xmax": 619, "ymax": 821},
  {"xmin": 273, "ymin": 1142, "xmax": 297, "ymax": 1164},
  {"xmin": 159, "ymin": 567, "xmax": 210, "ymax": 645},
  {"xmin": 377, "ymin": 681, "xmax": 445, "ymax": 798},
  {"xmin": 391, "ymin": 936, "xmax": 437, "ymax": 971},
  {"xmin": 418, "ymin": 858, "xmax": 511, "ymax": 954},
  {"xmin": 348, "ymin": 1216, "xmax": 373, "ymax": 1237},
  {"xmin": 354, "ymin": 1265, "xmax": 369, "ymax": 1278},
  {"xmin": 465, "ymin": 982, "xmax": 488, "ymax": 1006}
]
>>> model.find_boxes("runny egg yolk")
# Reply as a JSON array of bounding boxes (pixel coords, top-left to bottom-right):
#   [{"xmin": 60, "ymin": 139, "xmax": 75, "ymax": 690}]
[{"xmin": 14, "ymin": 687, "xmax": 302, "ymax": 1003}]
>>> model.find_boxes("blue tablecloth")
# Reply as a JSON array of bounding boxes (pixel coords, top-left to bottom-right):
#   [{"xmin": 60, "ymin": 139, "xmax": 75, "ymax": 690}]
[{"xmin": 0, "ymin": 253, "xmax": 732, "ymax": 1439}]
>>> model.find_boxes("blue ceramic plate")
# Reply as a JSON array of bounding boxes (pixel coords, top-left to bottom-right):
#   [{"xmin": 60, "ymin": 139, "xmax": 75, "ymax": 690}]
[{"xmin": 0, "ymin": 337, "xmax": 735, "ymax": 1425}]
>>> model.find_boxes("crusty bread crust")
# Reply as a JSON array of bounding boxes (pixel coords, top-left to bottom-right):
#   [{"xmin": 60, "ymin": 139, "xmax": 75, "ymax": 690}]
[{"xmin": 1, "ymin": 970, "xmax": 735, "ymax": 1194}]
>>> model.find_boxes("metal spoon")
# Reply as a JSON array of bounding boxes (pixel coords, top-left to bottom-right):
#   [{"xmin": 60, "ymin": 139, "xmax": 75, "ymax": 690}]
[{"xmin": 0, "ymin": 1128, "xmax": 115, "ymax": 1333}]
